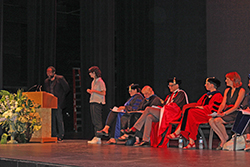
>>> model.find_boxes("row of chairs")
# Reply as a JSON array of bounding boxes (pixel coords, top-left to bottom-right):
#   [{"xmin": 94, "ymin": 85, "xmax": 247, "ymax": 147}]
[{"xmin": 169, "ymin": 122, "xmax": 234, "ymax": 149}]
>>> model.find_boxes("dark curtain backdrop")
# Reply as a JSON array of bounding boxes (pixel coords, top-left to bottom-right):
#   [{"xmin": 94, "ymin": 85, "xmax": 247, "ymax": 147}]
[
  {"xmin": 207, "ymin": 0, "xmax": 250, "ymax": 92},
  {"xmin": 115, "ymin": 1, "xmax": 155, "ymax": 105},
  {"xmin": 80, "ymin": 0, "xmax": 115, "ymax": 139},
  {"xmin": 0, "ymin": 0, "xmax": 3, "ymax": 90},
  {"xmin": 27, "ymin": 0, "xmax": 57, "ymax": 87},
  {"xmin": 154, "ymin": 0, "xmax": 207, "ymax": 102},
  {"xmin": 1, "ymin": 0, "xmax": 207, "ymax": 139}
]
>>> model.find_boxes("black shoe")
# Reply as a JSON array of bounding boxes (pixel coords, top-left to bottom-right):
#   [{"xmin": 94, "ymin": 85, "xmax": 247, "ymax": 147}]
[
  {"xmin": 216, "ymin": 145, "xmax": 223, "ymax": 150},
  {"xmin": 124, "ymin": 128, "xmax": 136, "ymax": 135},
  {"xmin": 134, "ymin": 141, "xmax": 150, "ymax": 147},
  {"xmin": 120, "ymin": 129, "xmax": 125, "ymax": 134},
  {"xmin": 57, "ymin": 137, "xmax": 63, "ymax": 143},
  {"xmin": 96, "ymin": 130, "xmax": 109, "ymax": 137}
]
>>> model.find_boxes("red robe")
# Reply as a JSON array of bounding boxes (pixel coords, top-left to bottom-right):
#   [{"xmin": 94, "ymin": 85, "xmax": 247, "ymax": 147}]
[
  {"xmin": 180, "ymin": 92, "xmax": 223, "ymax": 140},
  {"xmin": 150, "ymin": 89, "xmax": 188, "ymax": 148}
]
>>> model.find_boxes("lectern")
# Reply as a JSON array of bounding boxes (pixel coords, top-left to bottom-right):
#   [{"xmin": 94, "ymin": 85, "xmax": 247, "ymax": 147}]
[{"xmin": 23, "ymin": 91, "xmax": 58, "ymax": 143}]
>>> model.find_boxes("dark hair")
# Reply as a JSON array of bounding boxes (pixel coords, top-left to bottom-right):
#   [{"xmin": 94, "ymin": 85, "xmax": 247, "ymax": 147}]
[
  {"xmin": 89, "ymin": 66, "xmax": 101, "ymax": 77},
  {"xmin": 127, "ymin": 83, "xmax": 141, "ymax": 92},
  {"xmin": 167, "ymin": 77, "xmax": 182, "ymax": 85},
  {"xmin": 206, "ymin": 77, "xmax": 221, "ymax": 89},
  {"xmin": 47, "ymin": 66, "xmax": 56, "ymax": 73}
]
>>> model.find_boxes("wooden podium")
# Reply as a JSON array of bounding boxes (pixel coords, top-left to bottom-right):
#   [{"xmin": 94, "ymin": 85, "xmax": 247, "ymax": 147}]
[{"xmin": 23, "ymin": 91, "xmax": 58, "ymax": 143}]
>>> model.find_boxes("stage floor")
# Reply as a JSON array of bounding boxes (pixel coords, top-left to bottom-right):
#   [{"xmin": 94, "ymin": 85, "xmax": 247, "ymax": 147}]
[{"xmin": 0, "ymin": 139, "xmax": 249, "ymax": 167}]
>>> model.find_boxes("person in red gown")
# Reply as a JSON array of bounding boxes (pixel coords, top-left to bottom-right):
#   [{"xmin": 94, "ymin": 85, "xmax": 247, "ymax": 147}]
[
  {"xmin": 167, "ymin": 77, "xmax": 223, "ymax": 149},
  {"xmin": 124, "ymin": 77, "xmax": 188, "ymax": 147}
]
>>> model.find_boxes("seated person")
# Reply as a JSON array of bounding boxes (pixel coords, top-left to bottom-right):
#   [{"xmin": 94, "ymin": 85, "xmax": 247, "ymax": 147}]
[
  {"xmin": 125, "ymin": 77, "xmax": 188, "ymax": 147},
  {"xmin": 167, "ymin": 77, "xmax": 223, "ymax": 149},
  {"xmin": 97, "ymin": 83, "xmax": 143, "ymax": 144},
  {"xmin": 232, "ymin": 74, "xmax": 250, "ymax": 144},
  {"xmin": 209, "ymin": 72, "xmax": 245, "ymax": 150},
  {"xmin": 119, "ymin": 86, "xmax": 164, "ymax": 143}
]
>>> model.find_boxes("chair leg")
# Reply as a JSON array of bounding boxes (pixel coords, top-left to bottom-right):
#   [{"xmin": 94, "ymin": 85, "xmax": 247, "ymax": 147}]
[
  {"xmin": 209, "ymin": 128, "xmax": 214, "ymax": 149},
  {"xmin": 233, "ymin": 133, "xmax": 237, "ymax": 151}
]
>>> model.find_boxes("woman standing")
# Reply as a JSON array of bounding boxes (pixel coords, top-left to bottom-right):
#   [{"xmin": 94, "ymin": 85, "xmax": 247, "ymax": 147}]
[
  {"xmin": 209, "ymin": 72, "xmax": 245, "ymax": 150},
  {"xmin": 87, "ymin": 66, "xmax": 106, "ymax": 144}
]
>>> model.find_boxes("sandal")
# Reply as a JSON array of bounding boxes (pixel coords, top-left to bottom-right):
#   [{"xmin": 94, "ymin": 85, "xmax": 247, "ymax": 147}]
[
  {"xmin": 118, "ymin": 134, "xmax": 129, "ymax": 141},
  {"xmin": 96, "ymin": 130, "xmax": 109, "ymax": 137},
  {"xmin": 106, "ymin": 138, "xmax": 117, "ymax": 144},
  {"xmin": 166, "ymin": 132, "xmax": 180, "ymax": 139},
  {"xmin": 183, "ymin": 143, "xmax": 196, "ymax": 149}
]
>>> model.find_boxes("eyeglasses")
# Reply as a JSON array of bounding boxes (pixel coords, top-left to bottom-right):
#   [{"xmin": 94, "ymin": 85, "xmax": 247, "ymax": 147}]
[{"xmin": 168, "ymin": 84, "xmax": 176, "ymax": 87}]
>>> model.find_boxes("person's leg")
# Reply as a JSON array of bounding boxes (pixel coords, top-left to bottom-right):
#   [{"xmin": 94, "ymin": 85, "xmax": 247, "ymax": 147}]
[
  {"xmin": 97, "ymin": 111, "xmax": 118, "ymax": 134},
  {"xmin": 120, "ymin": 113, "xmax": 130, "ymax": 130},
  {"xmin": 91, "ymin": 103, "xmax": 103, "ymax": 135},
  {"xmin": 51, "ymin": 109, "xmax": 57, "ymax": 137},
  {"xmin": 133, "ymin": 107, "xmax": 160, "ymax": 131},
  {"xmin": 209, "ymin": 117, "xmax": 228, "ymax": 147},
  {"xmin": 142, "ymin": 114, "xmax": 159, "ymax": 142},
  {"xmin": 168, "ymin": 107, "xmax": 193, "ymax": 138},
  {"xmin": 56, "ymin": 107, "xmax": 64, "ymax": 139}
]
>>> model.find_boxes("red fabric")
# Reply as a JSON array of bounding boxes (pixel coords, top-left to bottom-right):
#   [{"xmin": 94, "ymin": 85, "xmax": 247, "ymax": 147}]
[
  {"xmin": 181, "ymin": 93, "xmax": 223, "ymax": 140},
  {"xmin": 150, "ymin": 103, "xmax": 182, "ymax": 147}
]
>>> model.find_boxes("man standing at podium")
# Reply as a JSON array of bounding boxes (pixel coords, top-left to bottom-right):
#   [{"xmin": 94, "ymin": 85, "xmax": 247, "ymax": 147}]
[{"xmin": 44, "ymin": 66, "xmax": 70, "ymax": 142}]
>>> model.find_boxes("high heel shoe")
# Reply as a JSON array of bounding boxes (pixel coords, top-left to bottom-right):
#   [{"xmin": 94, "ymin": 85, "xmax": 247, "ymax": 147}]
[
  {"xmin": 183, "ymin": 143, "xmax": 196, "ymax": 149},
  {"xmin": 166, "ymin": 132, "xmax": 180, "ymax": 139}
]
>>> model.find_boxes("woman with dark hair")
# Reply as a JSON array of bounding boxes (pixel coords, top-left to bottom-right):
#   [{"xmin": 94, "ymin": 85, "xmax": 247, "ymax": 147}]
[
  {"xmin": 209, "ymin": 72, "xmax": 245, "ymax": 150},
  {"xmin": 87, "ymin": 66, "xmax": 106, "ymax": 144},
  {"xmin": 167, "ymin": 77, "xmax": 223, "ymax": 149},
  {"xmin": 97, "ymin": 83, "xmax": 144, "ymax": 144}
]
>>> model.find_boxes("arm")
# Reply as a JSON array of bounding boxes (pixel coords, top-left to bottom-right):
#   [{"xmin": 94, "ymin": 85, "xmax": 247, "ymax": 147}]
[
  {"xmin": 221, "ymin": 88, "xmax": 245, "ymax": 116},
  {"xmin": 217, "ymin": 88, "xmax": 229, "ymax": 114},
  {"xmin": 87, "ymin": 89, "xmax": 106, "ymax": 96},
  {"xmin": 200, "ymin": 93, "xmax": 223, "ymax": 112},
  {"xmin": 60, "ymin": 76, "xmax": 70, "ymax": 94},
  {"xmin": 124, "ymin": 94, "xmax": 143, "ymax": 111},
  {"xmin": 86, "ymin": 79, "xmax": 106, "ymax": 96}
]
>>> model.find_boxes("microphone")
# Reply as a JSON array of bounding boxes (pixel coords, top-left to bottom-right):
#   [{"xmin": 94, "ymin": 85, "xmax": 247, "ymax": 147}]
[
  {"xmin": 39, "ymin": 85, "xmax": 42, "ymax": 91},
  {"xmin": 27, "ymin": 85, "xmax": 37, "ymax": 92}
]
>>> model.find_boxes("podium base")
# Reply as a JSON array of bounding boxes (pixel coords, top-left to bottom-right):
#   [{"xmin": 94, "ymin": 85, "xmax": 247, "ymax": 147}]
[{"xmin": 30, "ymin": 137, "xmax": 58, "ymax": 143}]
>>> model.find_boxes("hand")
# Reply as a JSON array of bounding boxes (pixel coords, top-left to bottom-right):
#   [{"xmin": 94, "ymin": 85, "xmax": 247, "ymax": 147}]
[
  {"xmin": 245, "ymin": 107, "xmax": 250, "ymax": 111},
  {"xmin": 195, "ymin": 106, "xmax": 204, "ymax": 109},
  {"xmin": 117, "ymin": 106, "xmax": 124, "ymax": 111},
  {"xmin": 218, "ymin": 112, "xmax": 226, "ymax": 117},
  {"xmin": 87, "ymin": 89, "xmax": 92, "ymax": 94}
]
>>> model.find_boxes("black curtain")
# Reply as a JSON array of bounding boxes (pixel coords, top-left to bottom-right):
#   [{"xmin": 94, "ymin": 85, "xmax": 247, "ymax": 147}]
[
  {"xmin": 0, "ymin": 0, "xmax": 3, "ymax": 90},
  {"xmin": 27, "ymin": 0, "xmax": 57, "ymax": 87},
  {"xmin": 80, "ymin": 0, "xmax": 115, "ymax": 139},
  {"xmin": 115, "ymin": 1, "xmax": 155, "ymax": 105}
]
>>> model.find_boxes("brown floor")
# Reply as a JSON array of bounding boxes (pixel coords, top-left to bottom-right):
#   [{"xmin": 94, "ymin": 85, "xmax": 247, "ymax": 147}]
[{"xmin": 0, "ymin": 139, "xmax": 249, "ymax": 167}]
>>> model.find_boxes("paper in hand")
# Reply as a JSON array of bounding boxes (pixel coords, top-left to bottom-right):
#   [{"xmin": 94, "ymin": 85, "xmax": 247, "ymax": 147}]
[
  {"xmin": 209, "ymin": 112, "xmax": 218, "ymax": 117},
  {"xmin": 111, "ymin": 106, "xmax": 124, "ymax": 113}
]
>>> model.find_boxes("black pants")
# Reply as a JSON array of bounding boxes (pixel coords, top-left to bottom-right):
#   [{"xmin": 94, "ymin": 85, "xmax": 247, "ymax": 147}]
[
  {"xmin": 105, "ymin": 111, "xmax": 118, "ymax": 138},
  {"xmin": 90, "ymin": 103, "xmax": 103, "ymax": 136},
  {"xmin": 232, "ymin": 111, "xmax": 250, "ymax": 135},
  {"xmin": 52, "ymin": 107, "xmax": 64, "ymax": 139}
]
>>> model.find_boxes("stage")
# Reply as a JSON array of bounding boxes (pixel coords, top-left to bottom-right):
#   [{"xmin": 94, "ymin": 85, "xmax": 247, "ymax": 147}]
[{"xmin": 0, "ymin": 139, "xmax": 249, "ymax": 167}]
